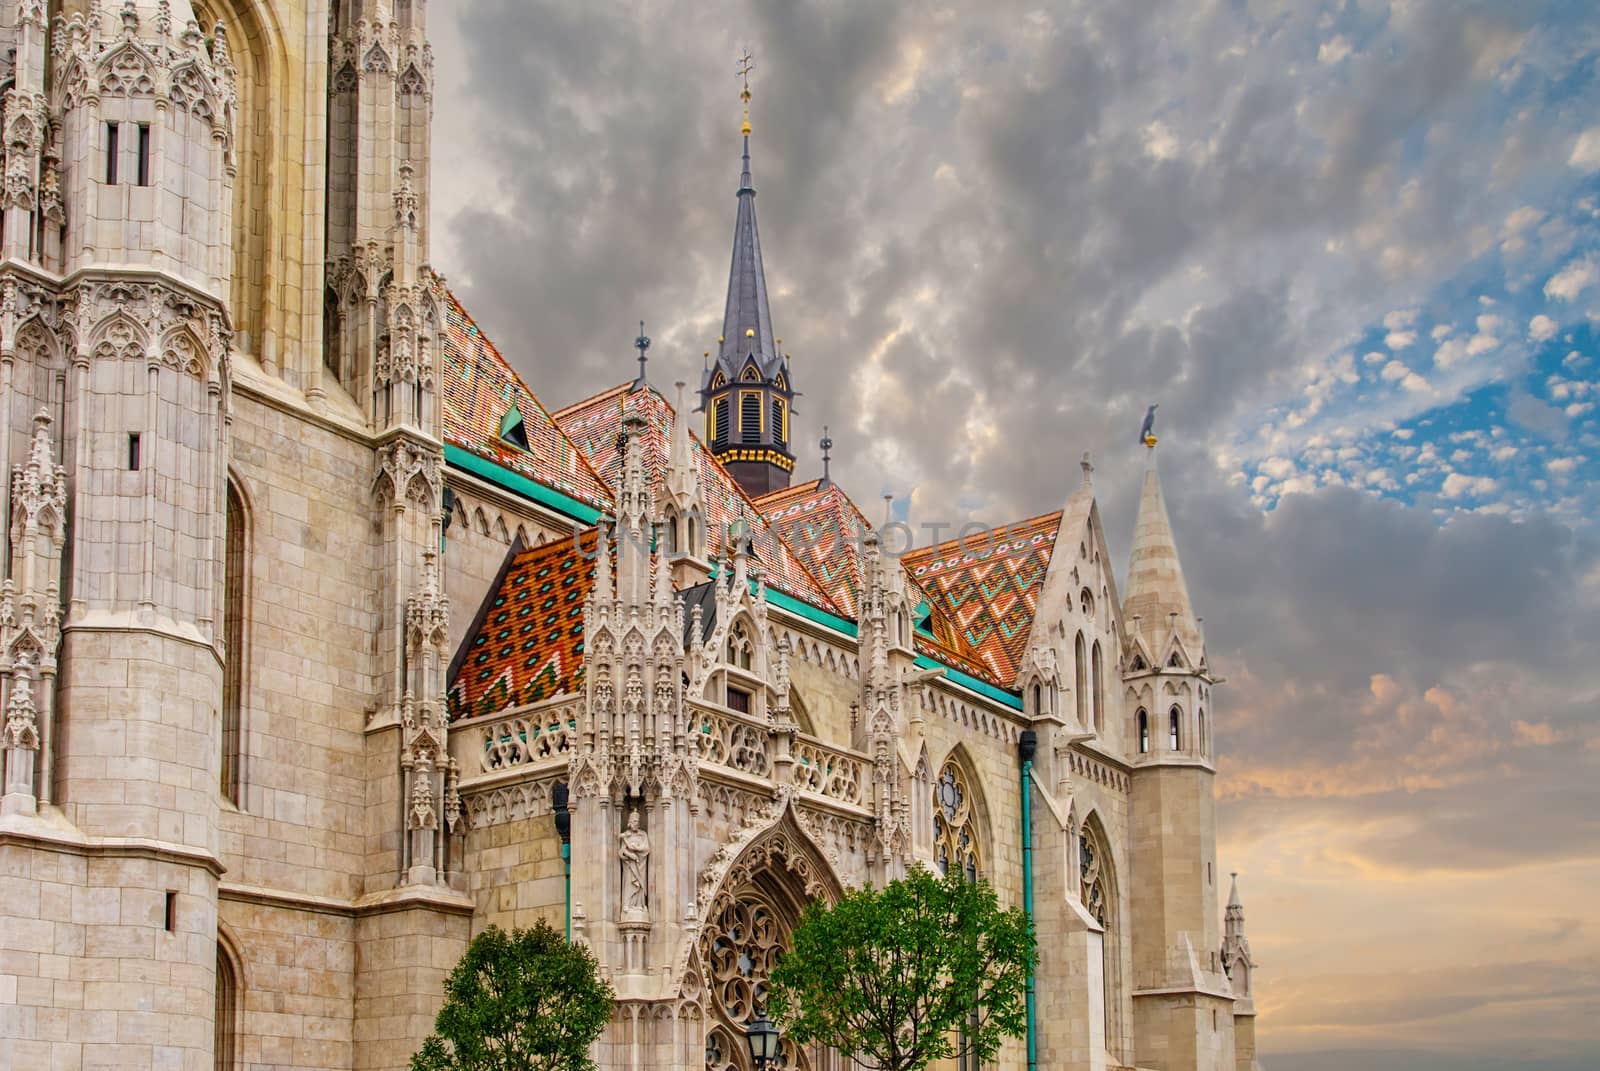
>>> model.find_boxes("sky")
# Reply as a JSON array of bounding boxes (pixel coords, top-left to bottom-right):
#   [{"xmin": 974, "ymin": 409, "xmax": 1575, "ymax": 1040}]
[{"xmin": 427, "ymin": 2, "xmax": 1600, "ymax": 1068}]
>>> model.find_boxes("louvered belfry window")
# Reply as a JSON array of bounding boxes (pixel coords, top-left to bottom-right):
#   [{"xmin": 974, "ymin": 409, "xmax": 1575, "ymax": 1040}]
[{"xmin": 741, "ymin": 392, "xmax": 761, "ymax": 443}]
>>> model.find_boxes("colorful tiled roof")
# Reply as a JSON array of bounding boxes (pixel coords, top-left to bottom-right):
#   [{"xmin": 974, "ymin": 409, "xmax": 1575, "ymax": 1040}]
[
  {"xmin": 447, "ymin": 530, "xmax": 597, "ymax": 722},
  {"xmin": 554, "ymin": 384, "xmax": 841, "ymax": 614},
  {"xmin": 440, "ymin": 291, "xmax": 613, "ymax": 511},
  {"xmin": 754, "ymin": 479, "xmax": 1004, "ymax": 684},
  {"xmin": 901, "ymin": 511, "xmax": 1063, "ymax": 686},
  {"xmin": 754, "ymin": 479, "xmax": 871, "ymax": 619}
]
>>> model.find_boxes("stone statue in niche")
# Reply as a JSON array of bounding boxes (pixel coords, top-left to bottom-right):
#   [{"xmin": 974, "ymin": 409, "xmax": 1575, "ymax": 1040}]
[{"xmin": 619, "ymin": 808, "xmax": 650, "ymax": 919}]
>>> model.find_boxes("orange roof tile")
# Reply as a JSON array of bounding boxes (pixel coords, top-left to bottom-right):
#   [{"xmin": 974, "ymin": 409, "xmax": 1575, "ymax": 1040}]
[
  {"xmin": 554, "ymin": 384, "xmax": 841, "ymax": 614},
  {"xmin": 754, "ymin": 479, "xmax": 872, "ymax": 619},
  {"xmin": 447, "ymin": 530, "xmax": 597, "ymax": 721},
  {"xmin": 901, "ymin": 510, "xmax": 1063, "ymax": 686},
  {"xmin": 440, "ymin": 292, "xmax": 613, "ymax": 511}
]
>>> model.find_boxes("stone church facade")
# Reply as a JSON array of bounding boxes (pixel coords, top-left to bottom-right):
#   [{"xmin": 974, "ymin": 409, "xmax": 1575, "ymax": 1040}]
[{"xmin": 0, "ymin": 3, "xmax": 1262, "ymax": 1070}]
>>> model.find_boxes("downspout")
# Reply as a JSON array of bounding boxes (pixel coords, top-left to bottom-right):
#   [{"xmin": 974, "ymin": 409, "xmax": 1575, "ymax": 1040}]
[
  {"xmin": 552, "ymin": 781, "xmax": 572, "ymax": 940},
  {"xmin": 1018, "ymin": 730, "xmax": 1038, "ymax": 1071},
  {"xmin": 440, "ymin": 487, "xmax": 455, "ymax": 555}
]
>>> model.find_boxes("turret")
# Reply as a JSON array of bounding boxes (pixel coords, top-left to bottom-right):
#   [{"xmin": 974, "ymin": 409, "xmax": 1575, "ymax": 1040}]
[
  {"xmin": 1123, "ymin": 432, "xmax": 1234, "ymax": 1071},
  {"xmin": 52, "ymin": 2, "xmax": 236, "ymax": 292},
  {"xmin": 698, "ymin": 68, "xmax": 796, "ymax": 496},
  {"xmin": 1223, "ymin": 874, "xmax": 1261, "ymax": 1071},
  {"xmin": 322, "ymin": 0, "xmax": 441, "ymax": 424}
]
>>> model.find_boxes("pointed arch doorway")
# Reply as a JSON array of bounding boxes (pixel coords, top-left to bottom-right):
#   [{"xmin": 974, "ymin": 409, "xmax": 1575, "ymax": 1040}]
[{"xmin": 695, "ymin": 809, "xmax": 846, "ymax": 1071}]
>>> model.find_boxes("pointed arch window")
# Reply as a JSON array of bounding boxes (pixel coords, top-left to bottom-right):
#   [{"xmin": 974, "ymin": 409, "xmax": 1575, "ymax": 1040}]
[
  {"xmin": 933, "ymin": 758, "xmax": 981, "ymax": 881},
  {"xmin": 215, "ymin": 942, "xmax": 238, "ymax": 1071},
  {"xmin": 1091, "ymin": 640, "xmax": 1104, "ymax": 733},
  {"xmin": 727, "ymin": 621, "xmax": 753, "ymax": 670},
  {"xmin": 1079, "ymin": 819, "xmax": 1119, "ymax": 1050},
  {"xmin": 221, "ymin": 480, "xmax": 247, "ymax": 805},
  {"xmin": 1169, "ymin": 707, "xmax": 1181, "ymax": 751},
  {"xmin": 1074, "ymin": 632, "xmax": 1088, "ymax": 725},
  {"xmin": 1198, "ymin": 709, "xmax": 1207, "ymax": 757},
  {"xmin": 1137, "ymin": 708, "xmax": 1149, "ymax": 754},
  {"xmin": 1080, "ymin": 587, "xmax": 1094, "ymax": 617}
]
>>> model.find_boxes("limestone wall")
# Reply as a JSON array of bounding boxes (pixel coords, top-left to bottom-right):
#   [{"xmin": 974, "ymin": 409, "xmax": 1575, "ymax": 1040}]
[{"xmin": 218, "ymin": 377, "xmax": 380, "ymax": 900}]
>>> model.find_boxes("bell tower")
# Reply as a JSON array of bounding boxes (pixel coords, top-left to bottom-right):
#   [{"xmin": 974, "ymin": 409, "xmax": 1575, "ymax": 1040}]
[
  {"xmin": 1123, "ymin": 434, "xmax": 1236, "ymax": 1071},
  {"xmin": 699, "ymin": 53, "xmax": 796, "ymax": 497}
]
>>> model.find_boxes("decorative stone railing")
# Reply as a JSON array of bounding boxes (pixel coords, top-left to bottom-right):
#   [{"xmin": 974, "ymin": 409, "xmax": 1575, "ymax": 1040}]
[
  {"xmin": 791, "ymin": 737, "xmax": 866, "ymax": 807},
  {"xmin": 692, "ymin": 703, "xmax": 773, "ymax": 779},
  {"xmin": 454, "ymin": 697, "xmax": 872, "ymax": 815},
  {"xmin": 451, "ymin": 698, "xmax": 579, "ymax": 784}
]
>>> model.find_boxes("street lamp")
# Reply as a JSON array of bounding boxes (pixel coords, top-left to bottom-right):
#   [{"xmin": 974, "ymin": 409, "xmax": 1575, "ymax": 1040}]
[{"xmin": 745, "ymin": 1012, "xmax": 781, "ymax": 1069}]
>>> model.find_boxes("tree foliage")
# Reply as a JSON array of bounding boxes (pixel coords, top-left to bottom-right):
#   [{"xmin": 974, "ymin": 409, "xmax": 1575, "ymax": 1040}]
[
  {"xmin": 767, "ymin": 867, "xmax": 1035, "ymax": 1071},
  {"xmin": 411, "ymin": 921, "xmax": 614, "ymax": 1071}
]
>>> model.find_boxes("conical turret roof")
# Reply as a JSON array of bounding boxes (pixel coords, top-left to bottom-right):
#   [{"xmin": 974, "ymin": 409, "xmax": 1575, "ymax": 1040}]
[{"xmin": 1123, "ymin": 445, "xmax": 1203, "ymax": 660}]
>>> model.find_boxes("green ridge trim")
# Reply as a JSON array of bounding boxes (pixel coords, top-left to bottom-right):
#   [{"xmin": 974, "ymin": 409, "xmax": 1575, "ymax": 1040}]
[
  {"xmin": 761, "ymin": 585, "xmax": 859, "ymax": 637},
  {"xmin": 704, "ymin": 564, "xmax": 860, "ymax": 637},
  {"xmin": 912, "ymin": 655, "xmax": 1024, "ymax": 711},
  {"xmin": 444, "ymin": 444, "xmax": 604, "ymax": 525}
]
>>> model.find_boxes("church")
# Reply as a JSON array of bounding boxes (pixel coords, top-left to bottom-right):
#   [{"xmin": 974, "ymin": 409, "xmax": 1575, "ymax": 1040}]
[{"xmin": 0, "ymin": 3, "xmax": 1262, "ymax": 1070}]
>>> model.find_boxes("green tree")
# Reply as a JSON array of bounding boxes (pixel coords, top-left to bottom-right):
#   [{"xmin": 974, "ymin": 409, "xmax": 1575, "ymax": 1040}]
[
  {"xmin": 411, "ymin": 921, "xmax": 614, "ymax": 1071},
  {"xmin": 768, "ymin": 867, "xmax": 1035, "ymax": 1071}
]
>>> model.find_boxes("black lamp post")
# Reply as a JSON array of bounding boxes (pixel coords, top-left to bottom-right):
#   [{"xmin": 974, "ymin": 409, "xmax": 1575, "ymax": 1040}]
[{"xmin": 745, "ymin": 1012, "xmax": 781, "ymax": 1069}]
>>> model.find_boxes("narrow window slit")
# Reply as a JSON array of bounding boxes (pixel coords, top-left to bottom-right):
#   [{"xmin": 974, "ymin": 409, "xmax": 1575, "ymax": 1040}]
[{"xmin": 136, "ymin": 123, "xmax": 151, "ymax": 186}]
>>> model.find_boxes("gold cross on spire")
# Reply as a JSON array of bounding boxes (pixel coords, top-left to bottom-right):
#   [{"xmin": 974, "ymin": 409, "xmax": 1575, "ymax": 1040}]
[{"xmin": 737, "ymin": 48, "xmax": 755, "ymax": 135}]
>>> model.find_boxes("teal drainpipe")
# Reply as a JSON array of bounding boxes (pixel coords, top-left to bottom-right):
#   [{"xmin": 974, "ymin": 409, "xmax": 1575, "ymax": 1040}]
[
  {"xmin": 552, "ymin": 782, "xmax": 572, "ymax": 940},
  {"xmin": 1019, "ymin": 730, "xmax": 1038, "ymax": 1071}
]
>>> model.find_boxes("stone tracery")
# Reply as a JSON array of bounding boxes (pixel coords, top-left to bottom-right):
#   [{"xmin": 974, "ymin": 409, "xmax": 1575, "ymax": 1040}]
[{"xmin": 933, "ymin": 755, "xmax": 982, "ymax": 880}]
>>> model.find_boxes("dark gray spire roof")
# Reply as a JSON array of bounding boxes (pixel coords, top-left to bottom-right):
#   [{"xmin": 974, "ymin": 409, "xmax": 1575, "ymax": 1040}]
[{"xmin": 717, "ymin": 134, "xmax": 784, "ymax": 380}]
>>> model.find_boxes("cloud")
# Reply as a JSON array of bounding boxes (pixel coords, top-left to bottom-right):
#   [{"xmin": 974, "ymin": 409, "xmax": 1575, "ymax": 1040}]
[
  {"xmin": 1441, "ymin": 472, "xmax": 1498, "ymax": 498},
  {"xmin": 1318, "ymin": 35, "xmax": 1352, "ymax": 65},
  {"xmin": 1545, "ymin": 259, "xmax": 1596, "ymax": 301},
  {"xmin": 1571, "ymin": 127, "xmax": 1600, "ymax": 172},
  {"xmin": 1141, "ymin": 120, "xmax": 1180, "ymax": 161},
  {"xmin": 1546, "ymin": 456, "xmax": 1579, "ymax": 476},
  {"xmin": 428, "ymin": 4, "xmax": 1600, "ymax": 1066},
  {"xmin": 1529, "ymin": 314, "xmax": 1558, "ymax": 341}
]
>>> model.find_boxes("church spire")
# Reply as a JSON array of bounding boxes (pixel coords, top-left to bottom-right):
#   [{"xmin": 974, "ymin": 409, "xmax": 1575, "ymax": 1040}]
[
  {"xmin": 718, "ymin": 62, "xmax": 780, "ymax": 381},
  {"xmin": 1123, "ymin": 438, "xmax": 1203, "ymax": 661},
  {"xmin": 700, "ymin": 51, "xmax": 797, "ymax": 497}
]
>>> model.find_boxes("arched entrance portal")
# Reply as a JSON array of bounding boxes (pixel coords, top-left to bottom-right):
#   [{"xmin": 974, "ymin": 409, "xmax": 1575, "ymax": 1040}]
[{"xmin": 695, "ymin": 810, "xmax": 844, "ymax": 1071}]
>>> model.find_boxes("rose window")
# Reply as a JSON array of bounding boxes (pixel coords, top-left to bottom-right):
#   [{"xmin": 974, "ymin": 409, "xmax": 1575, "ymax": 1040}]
[{"xmin": 933, "ymin": 760, "xmax": 981, "ymax": 880}]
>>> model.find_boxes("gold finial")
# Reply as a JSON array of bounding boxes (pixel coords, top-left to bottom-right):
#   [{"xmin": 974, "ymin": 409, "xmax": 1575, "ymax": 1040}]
[{"xmin": 737, "ymin": 48, "xmax": 755, "ymax": 135}]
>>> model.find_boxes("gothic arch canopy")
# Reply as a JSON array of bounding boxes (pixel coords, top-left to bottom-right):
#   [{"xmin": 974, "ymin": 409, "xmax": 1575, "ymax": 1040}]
[
  {"xmin": 690, "ymin": 797, "xmax": 842, "ymax": 1071},
  {"xmin": 694, "ymin": 794, "xmax": 844, "ymax": 929}
]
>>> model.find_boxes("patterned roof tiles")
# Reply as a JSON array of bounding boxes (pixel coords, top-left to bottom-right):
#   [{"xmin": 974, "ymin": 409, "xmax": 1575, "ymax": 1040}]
[
  {"xmin": 554, "ymin": 384, "xmax": 841, "ymax": 614},
  {"xmin": 901, "ymin": 510, "xmax": 1063, "ymax": 686},
  {"xmin": 440, "ymin": 291, "xmax": 613, "ymax": 511},
  {"xmin": 447, "ymin": 529, "xmax": 597, "ymax": 722},
  {"xmin": 754, "ymin": 479, "xmax": 871, "ymax": 619}
]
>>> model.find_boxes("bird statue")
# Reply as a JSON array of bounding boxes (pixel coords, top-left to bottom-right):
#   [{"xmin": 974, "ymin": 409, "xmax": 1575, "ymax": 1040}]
[{"xmin": 1139, "ymin": 404, "xmax": 1159, "ymax": 447}]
